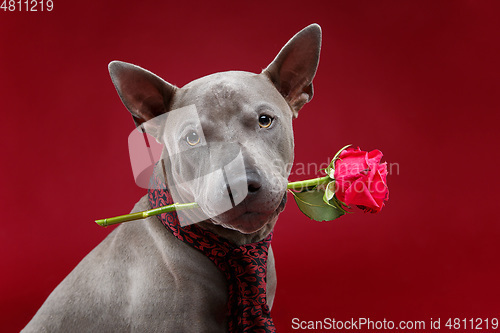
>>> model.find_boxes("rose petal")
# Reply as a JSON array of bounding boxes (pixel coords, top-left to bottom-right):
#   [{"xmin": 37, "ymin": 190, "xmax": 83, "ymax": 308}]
[
  {"xmin": 344, "ymin": 176, "xmax": 380, "ymax": 209},
  {"xmin": 377, "ymin": 162, "xmax": 388, "ymax": 179},
  {"xmin": 369, "ymin": 169, "xmax": 389, "ymax": 212},
  {"xmin": 335, "ymin": 148, "xmax": 368, "ymax": 180},
  {"xmin": 370, "ymin": 170, "xmax": 388, "ymax": 199},
  {"xmin": 367, "ymin": 149, "xmax": 383, "ymax": 164}
]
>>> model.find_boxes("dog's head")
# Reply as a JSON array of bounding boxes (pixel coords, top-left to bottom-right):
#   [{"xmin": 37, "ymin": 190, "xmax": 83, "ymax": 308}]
[{"xmin": 109, "ymin": 24, "xmax": 321, "ymax": 242}]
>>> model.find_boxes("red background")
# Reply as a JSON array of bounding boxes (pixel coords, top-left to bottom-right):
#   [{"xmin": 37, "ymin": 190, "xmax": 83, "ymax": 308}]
[{"xmin": 2, "ymin": 1, "xmax": 499, "ymax": 332}]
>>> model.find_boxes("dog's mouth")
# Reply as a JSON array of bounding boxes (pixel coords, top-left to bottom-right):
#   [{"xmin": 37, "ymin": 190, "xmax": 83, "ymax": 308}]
[{"xmin": 208, "ymin": 191, "xmax": 287, "ymax": 234}]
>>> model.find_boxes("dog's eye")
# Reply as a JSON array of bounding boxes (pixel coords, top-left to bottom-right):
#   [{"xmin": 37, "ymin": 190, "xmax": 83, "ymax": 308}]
[
  {"xmin": 185, "ymin": 131, "xmax": 200, "ymax": 146},
  {"xmin": 258, "ymin": 115, "xmax": 273, "ymax": 128}
]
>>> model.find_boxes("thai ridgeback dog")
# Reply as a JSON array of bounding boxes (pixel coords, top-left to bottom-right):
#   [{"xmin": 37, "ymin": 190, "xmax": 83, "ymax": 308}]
[{"xmin": 23, "ymin": 24, "xmax": 321, "ymax": 332}]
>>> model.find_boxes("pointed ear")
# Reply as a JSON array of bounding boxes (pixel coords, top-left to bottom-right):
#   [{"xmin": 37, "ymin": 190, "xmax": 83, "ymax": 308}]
[
  {"xmin": 263, "ymin": 24, "xmax": 322, "ymax": 118},
  {"xmin": 108, "ymin": 61, "xmax": 176, "ymax": 126}
]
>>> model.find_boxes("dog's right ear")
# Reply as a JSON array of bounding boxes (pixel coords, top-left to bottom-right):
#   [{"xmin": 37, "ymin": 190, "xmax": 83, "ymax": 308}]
[
  {"xmin": 108, "ymin": 61, "xmax": 176, "ymax": 127},
  {"xmin": 264, "ymin": 24, "xmax": 322, "ymax": 118}
]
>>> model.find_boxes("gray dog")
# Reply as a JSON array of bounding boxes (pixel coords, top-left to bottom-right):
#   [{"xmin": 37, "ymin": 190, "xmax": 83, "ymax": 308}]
[{"xmin": 23, "ymin": 24, "xmax": 321, "ymax": 332}]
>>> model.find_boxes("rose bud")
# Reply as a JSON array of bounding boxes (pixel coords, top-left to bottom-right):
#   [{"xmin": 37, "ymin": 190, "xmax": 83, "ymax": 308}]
[{"xmin": 334, "ymin": 147, "xmax": 389, "ymax": 213}]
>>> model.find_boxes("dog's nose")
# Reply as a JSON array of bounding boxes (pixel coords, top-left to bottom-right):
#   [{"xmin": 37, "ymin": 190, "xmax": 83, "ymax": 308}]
[
  {"xmin": 225, "ymin": 170, "xmax": 262, "ymax": 206},
  {"xmin": 246, "ymin": 172, "xmax": 262, "ymax": 193}
]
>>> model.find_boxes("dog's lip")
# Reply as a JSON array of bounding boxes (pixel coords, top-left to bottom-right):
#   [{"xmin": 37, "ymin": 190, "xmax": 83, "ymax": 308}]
[
  {"xmin": 235, "ymin": 201, "xmax": 277, "ymax": 216},
  {"xmin": 224, "ymin": 205, "xmax": 270, "ymax": 219},
  {"xmin": 209, "ymin": 204, "xmax": 271, "ymax": 224},
  {"xmin": 197, "ymin": 198, "xmax": 276, "ymax": 224},
  {"xmin": 213, "ymin": 209, "xmax": 271, "ymax": 234}
]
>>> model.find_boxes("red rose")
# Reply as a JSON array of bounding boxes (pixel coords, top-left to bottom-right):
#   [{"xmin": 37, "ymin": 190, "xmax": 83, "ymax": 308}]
[{"xmin": 334, "ymin": 147, "xmax": 389, "ymax": 213}]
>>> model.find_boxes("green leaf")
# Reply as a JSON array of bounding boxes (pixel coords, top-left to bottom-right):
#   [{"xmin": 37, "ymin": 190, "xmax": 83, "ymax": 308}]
[{"xmin": 292, "ymin": 189, "xmax": 346, "ymax": 222}]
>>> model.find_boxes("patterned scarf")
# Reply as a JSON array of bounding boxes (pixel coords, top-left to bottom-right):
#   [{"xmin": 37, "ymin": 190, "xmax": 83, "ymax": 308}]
[{"xmin": 148, "ymin": 177, "xmax": 276, "ymax": 332}]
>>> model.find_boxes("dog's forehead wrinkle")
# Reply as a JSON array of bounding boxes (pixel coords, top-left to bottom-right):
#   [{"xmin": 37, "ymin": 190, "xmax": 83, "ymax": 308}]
[
  {"xmin": 182, "ymin": 70, "xmax": 257, "ymax": 88},
  {"xmin": 183, "ymin": 71, "xmax": 260, "ymax": 101},
  {"xmin": 211, "ymin": 80, "xmax": 238, "ymax": 99}
]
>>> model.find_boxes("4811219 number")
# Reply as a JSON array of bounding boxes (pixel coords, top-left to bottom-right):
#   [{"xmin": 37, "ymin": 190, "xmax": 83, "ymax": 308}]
[
  {"xmin": 1, "ymin": 0, "xmax": 53, "ymax": 11},
  {"xmin": 445, "ymin": 318, "xmax": 499, "ymax": 330}
]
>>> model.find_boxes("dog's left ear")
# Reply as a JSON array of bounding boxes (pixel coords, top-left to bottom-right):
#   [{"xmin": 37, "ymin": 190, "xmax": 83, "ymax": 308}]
[
  {"xmin": 108, "ymin": 61, "xmax": 176, "ymax": 127},
  {"xmin": 264, "ymin": 24, "xmax": 322, "ymax": 118}
]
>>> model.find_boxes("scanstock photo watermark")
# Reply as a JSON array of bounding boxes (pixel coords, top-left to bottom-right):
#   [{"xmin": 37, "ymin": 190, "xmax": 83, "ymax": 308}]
[
  {"xmin": 291, "ymin": 317, "xmax": 499, "ymax": 331},
  {"xmin": 288, "ymin": 158, "xmax": 400, "ymax": 178}
]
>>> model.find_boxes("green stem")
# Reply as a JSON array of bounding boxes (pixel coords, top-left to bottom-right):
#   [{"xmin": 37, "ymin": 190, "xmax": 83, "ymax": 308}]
[
  {"xmin": 95, "ymin": 202, "xmax": 199, "ymax": 227},
  {"xmin": 95, "ymin": 176, "xmax": 332, "ymax": 227},
  {"xmin": 286, "ymin": 175, "xmax": 331, "ymax": 191}
]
